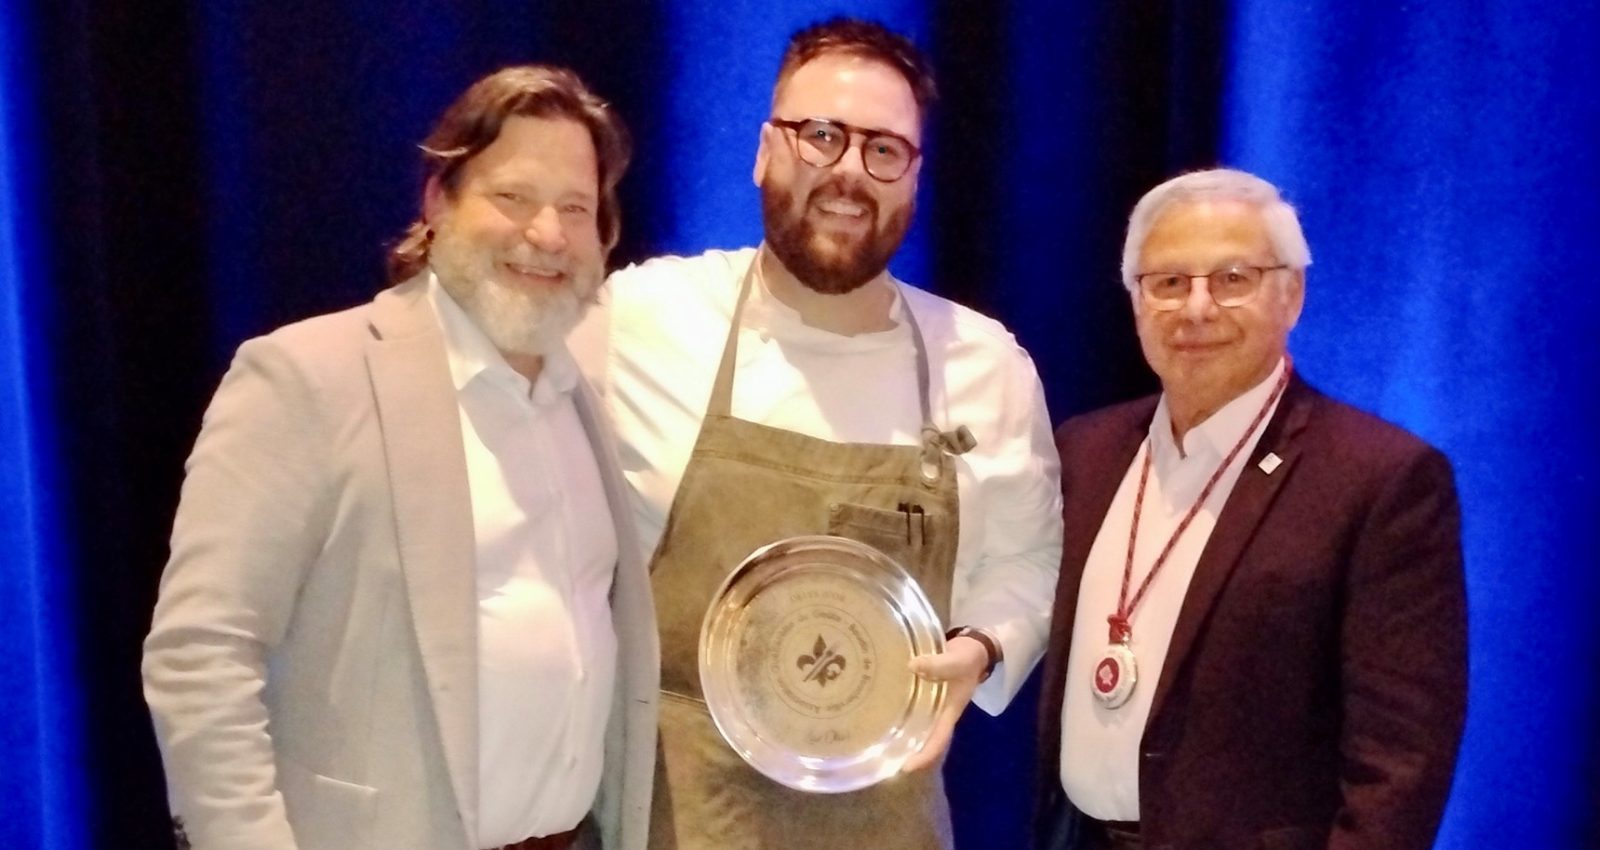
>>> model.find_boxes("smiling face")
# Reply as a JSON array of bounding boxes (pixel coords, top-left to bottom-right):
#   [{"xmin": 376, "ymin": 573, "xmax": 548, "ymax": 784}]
[
  {"xmin": 1134, "ymin": 199, "xmax": 1304, "ymax": 418},
  {"xmin": 424, "ymin": 114, "xmax": 604, "ymax": 356},
  {"xmin": 754, "ymin": 52, "xmax": 921, "ymax": 294}
]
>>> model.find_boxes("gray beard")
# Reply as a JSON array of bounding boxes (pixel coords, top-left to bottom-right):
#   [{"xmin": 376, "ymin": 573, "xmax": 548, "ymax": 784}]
[{"xmin": 428, "ymin": 224, "xmax": 594, "ymax": 357}]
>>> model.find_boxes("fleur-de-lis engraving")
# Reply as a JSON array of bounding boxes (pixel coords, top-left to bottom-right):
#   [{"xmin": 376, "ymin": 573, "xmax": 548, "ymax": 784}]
[{"xmin": 797, "ymin": 635, "xmax": 847, "ymax": 686}]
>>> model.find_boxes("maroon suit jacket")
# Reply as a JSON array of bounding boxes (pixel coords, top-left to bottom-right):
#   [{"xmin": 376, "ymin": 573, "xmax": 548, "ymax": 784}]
[{"xmin": 1035, "ymin": 377, "xmax": 1467, "ymax": 850}]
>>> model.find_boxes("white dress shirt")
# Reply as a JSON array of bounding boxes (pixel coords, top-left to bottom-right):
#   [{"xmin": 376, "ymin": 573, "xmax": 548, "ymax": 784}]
[
  {"xmin": 1059, "ymin": 359, "xmax": 1286, "ymax": 820},
  {"xmin": 588, "ymin": 248, "xmax": 1063, "ymax": 709},
  {"xmin": 427, "ymin": 276, "xmax": 618, "ymax": 846}
]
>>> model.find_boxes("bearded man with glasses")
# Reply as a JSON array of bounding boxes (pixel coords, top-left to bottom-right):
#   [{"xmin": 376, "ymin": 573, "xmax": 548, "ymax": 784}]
[
  {"xmin": 1034, "ymin": 169, "xmax": 1467, "ymax": 850},
  {"xmin": 571, "ymin": 17, "xmax": 1062, "ymax": 850}
]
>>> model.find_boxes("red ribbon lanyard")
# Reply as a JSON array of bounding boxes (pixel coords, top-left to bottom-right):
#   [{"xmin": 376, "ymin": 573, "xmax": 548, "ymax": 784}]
[{"xmin": 1108, "ymin": 363, "xmax": 1292, "ymax": 644}]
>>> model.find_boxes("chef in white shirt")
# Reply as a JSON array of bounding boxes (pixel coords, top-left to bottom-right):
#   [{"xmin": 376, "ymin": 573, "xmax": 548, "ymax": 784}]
[{"xmin": 571, "ymin": 17, "xmax": 1062, "ymax": 850}]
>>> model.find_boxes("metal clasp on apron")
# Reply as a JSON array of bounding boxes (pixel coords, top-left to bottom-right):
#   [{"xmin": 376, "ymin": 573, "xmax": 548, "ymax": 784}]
[
  {"xmin": 901, "ymin": 283, "xmax": 977, "ymax": 487},
  {"xmin": 918, "ymin": 424, "xmax": 976, "ymax": 485}
]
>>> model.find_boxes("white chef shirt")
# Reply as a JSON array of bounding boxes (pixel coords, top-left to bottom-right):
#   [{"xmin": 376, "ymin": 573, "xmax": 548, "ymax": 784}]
[
  {"xmin": 1059, "ymin": 358, "xmax": 1286, "ymax": 820},
  {"xmin": 427, "ymin": 275, "xmax": 618, "ymax": 846},
  {"xmin": 583, "ymin": 247, "xmax": 1062, "ymax": 709}
]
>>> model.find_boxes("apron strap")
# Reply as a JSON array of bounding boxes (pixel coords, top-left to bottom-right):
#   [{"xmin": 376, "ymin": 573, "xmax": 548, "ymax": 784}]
[
  {"xmin": 900, "ymin": 299, "xmax": 978, "ymax": 482},
  {"xmin": 709, "ymin": 248, "xmax": 977, "ymax": 474},
  {"xmin": 706, "ymin": 253, "xmax": 760, "ymax": 418}
]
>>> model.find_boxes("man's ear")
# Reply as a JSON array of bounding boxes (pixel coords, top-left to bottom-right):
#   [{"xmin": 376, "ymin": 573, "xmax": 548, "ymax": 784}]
[
  {"xmin": 422, "ymin": 175, "xmax": 445, "ymax": 224},
  {"xmin": 752, "ymin": 124, "xmax": 772, "ymax": 188},
  {"xmin": 1284, "ymin": 269, "xmax": 1306, "ymax": 328}
]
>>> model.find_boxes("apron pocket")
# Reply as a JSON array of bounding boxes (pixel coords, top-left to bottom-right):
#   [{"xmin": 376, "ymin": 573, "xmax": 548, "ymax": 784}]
[{"xmin": 827, "ymin": 501, "xmax": 928, "ymax": 570}]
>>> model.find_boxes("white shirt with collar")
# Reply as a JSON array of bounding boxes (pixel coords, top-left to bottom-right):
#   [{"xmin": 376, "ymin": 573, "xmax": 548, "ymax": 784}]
[
  {"xmin": 586, "ymin": 247, "xmax": 1063, "ymax": 710},
  {"xmin": 1059, "ymin": 358, "xmax": 1287, "ymax": 821},
  {"xmin": 427, "ymin": 275, "xmax": 618, "ymax": 846}
]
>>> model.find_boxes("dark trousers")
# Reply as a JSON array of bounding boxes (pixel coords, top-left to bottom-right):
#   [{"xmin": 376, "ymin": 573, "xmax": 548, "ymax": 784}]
[{"xmin": 1040, "ymin": 798, "xmax": 1142, "ymax": 850}]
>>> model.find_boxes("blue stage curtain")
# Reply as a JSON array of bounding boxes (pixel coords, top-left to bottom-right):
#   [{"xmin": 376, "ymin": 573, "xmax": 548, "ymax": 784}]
[{"xmin": 0, "ymin": 4, "xmax": 85, "ymax": 849}]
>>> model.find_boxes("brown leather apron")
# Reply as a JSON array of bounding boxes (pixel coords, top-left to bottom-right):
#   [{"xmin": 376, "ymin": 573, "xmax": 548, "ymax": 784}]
[{"xmin": 646, "ymin": 253, "xmax": 970, "ymax": 850}]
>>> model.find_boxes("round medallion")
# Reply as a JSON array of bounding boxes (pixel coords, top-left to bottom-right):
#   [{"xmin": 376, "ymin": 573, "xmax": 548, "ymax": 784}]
[{"xmin": 1090, "ymin": 643, "xmax": 1137, "ymax": 709}]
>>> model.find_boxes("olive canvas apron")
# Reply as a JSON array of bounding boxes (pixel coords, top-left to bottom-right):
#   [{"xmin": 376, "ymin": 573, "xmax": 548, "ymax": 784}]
[{"xmin": 647, "ymin": 253, "xmax": 971, "ymax": 850}]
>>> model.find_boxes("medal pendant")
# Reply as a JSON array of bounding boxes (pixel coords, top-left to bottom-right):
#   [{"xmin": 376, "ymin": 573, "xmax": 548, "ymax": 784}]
[{"xmin": 1090, "ymin": 642, "xmax": 1137, "ymax": 709}]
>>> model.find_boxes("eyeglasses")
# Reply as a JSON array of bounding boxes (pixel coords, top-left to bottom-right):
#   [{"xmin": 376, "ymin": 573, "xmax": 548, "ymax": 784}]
[
  {"xmin": 1135, "ymin": 264, "xmax": 1288, "ymax": 311},
  {"xmin": 768, "ymin": 117, "xmax": 921, "ymax": 183}
]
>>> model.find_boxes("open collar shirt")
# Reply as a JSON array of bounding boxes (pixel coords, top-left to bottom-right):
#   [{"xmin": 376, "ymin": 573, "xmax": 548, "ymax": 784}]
[
  {"xmin": 427, "ymin": 274, "xmax": 618, "ymax": 846},
  {"xmin": 1059, "ymin": 358, "xmax": 1287, "ymax": 821}
]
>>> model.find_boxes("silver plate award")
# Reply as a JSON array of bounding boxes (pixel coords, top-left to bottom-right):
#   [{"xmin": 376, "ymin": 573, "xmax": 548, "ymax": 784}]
[{"xmin": 698, "ymin": 535, "xmax": 947, "ymax": 793}]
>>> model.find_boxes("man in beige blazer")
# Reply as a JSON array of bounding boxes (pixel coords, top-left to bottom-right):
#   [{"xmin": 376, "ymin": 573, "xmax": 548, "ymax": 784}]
[{"xmin": 143, "ymin": 66, "xmax": 657, "ymax": 850}]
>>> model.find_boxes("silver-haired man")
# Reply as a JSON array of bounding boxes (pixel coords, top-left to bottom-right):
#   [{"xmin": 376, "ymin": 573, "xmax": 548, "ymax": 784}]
[{"xmin": 1038, "ymin": 168, "xmax": 1467, "ymax": 850}]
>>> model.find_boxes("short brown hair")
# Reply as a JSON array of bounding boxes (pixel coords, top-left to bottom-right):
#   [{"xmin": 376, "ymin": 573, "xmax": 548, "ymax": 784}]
[
  {"xmin": 386, "ymin": 65, "xmax": 631, "ymax": 285},
  {"xmin": 773, "ymin": 18, "xmax": 938, "ymax": 123}
]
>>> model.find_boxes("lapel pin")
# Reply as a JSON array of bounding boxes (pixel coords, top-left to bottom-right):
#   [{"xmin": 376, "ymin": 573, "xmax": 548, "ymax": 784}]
[{"xmin": 1258, "ymin": 452, "xmax": 1283, "ymax": 475}]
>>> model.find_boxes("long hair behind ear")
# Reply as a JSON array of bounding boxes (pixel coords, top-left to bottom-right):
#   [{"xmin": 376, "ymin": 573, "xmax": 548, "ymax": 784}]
[
  {"xmin": 387, "ymin": 221, "xmax": 433, "ymax": 285},
  {"xmin": 383, "ymin": 64, "xmax": 632, "ymax": 287}
]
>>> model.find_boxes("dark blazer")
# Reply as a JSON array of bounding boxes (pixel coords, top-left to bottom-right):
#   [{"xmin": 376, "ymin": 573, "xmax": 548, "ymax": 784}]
[{"xmin": 1035, "ymin": 377, "xmax": 1467, "ymax": 850}]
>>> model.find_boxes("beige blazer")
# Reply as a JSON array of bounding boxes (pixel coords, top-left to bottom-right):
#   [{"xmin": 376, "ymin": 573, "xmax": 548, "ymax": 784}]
[{"xmin": 143, "ymin": 276, "xmax": 658, "ymax": 850}]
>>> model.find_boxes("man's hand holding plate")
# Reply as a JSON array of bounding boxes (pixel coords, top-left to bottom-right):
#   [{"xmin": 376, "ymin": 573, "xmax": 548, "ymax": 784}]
[{"xmin": 900, "ymin": 636, "xmax": 990, "ymax": 772}]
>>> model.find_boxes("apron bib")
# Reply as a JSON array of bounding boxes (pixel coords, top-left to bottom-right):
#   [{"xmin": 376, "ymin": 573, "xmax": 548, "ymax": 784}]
[{"xmin": 646, "ymin": 252, "xmax": 971, "ymax": 850}]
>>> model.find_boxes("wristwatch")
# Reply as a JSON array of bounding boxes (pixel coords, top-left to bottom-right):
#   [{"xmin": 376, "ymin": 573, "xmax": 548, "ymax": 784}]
[{"xmin": 945, "ymin": 626, "xmax": 1003, "ymax": 683}]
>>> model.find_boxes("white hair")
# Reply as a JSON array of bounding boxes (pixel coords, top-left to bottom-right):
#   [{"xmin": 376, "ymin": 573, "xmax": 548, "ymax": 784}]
[{"xmin": 1120, "ymin": 168, "xmax": 1312, "ymax": 291}]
